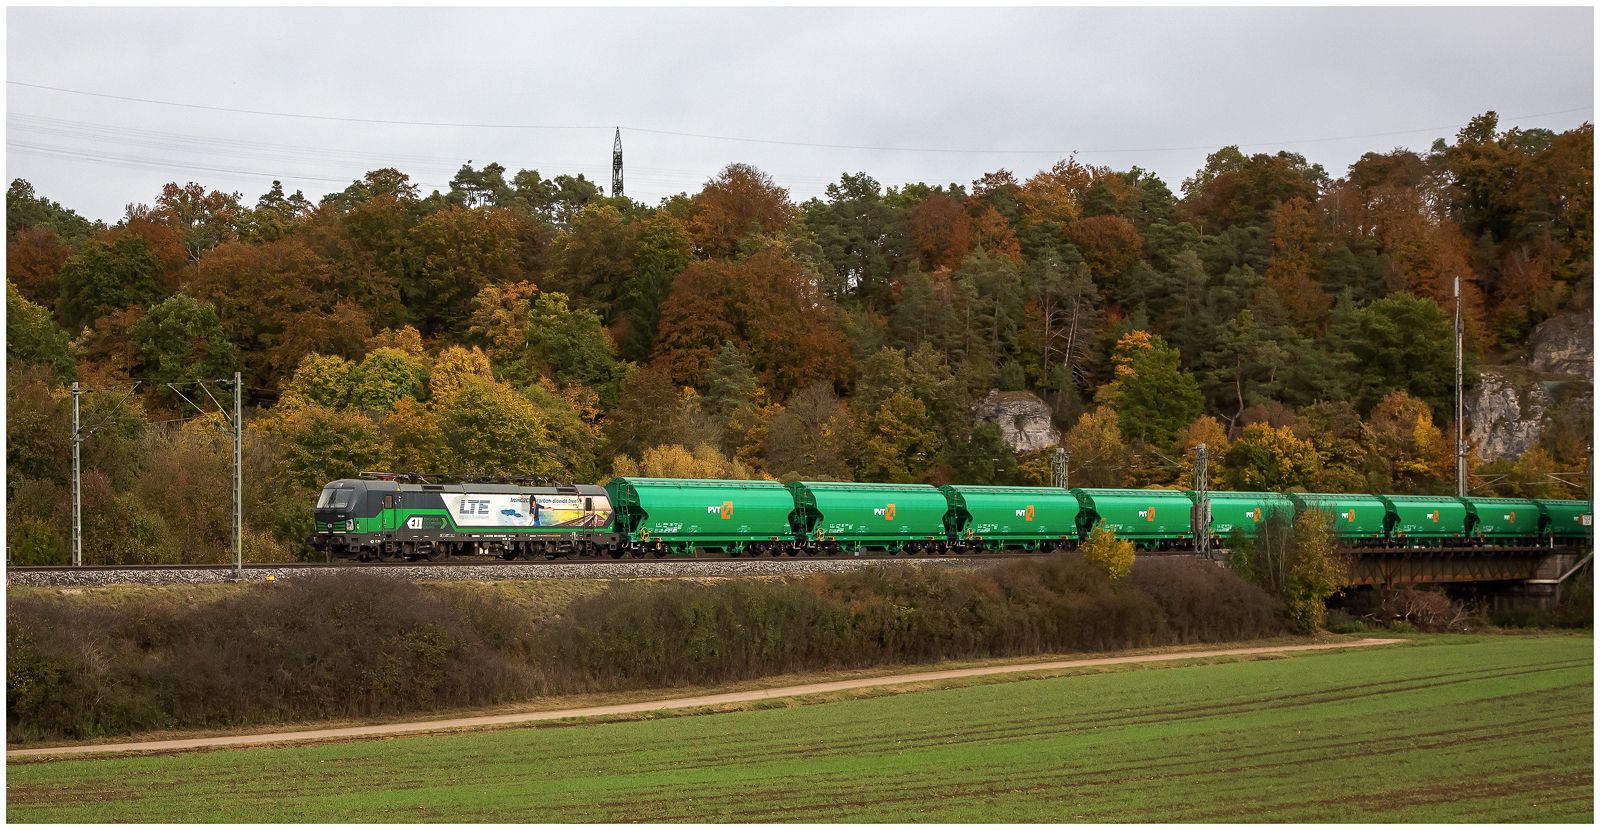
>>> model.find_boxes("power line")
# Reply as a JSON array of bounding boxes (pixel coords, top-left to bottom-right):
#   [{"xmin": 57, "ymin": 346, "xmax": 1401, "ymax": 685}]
[
  {"xmin": 8, "ymin": 112, "xmax": 728, "ymax": 185},
  {"xmin": 11, "ymin": 80, "xmax": 1591, "ymax": 156}
]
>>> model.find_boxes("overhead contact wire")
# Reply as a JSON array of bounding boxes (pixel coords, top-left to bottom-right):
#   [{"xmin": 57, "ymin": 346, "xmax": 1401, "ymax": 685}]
[{"xmin": 11, "ymin": 80, "xmax": 1592, "ymax": 155}]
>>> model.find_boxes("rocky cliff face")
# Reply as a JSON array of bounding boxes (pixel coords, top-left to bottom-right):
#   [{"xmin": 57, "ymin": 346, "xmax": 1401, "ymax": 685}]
[
  {"xmin": 1466, "ymin": 310, "xmax": 1594, "ymax": 462},
  {"xmin": 1466, "ymin": 370, "xmax": 1551, "ymax": 462},
  {"xmin": 1528, "ymin": 312, "xmax": 1594, "ymax": 378},
  {"xmin": 971, "ymin": 390, "xmax": 1061, "ymax": 453}
]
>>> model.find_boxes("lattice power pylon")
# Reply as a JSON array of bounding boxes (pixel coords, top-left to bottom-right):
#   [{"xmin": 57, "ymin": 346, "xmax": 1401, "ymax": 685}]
[{"xmin": 612, "ymin": 128, "xmax": 624, "ymax": 199}]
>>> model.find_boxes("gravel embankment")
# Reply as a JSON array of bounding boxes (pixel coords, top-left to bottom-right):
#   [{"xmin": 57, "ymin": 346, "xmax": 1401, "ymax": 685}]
[{"xmin": 7, "ymin": 556, "xmax": 999, "ymax": 588}]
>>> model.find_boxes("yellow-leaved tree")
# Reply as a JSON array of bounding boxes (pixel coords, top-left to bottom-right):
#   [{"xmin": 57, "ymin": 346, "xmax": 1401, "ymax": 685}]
[
  {"xmin": 1064, "ymin": 406, "xmax": 1128, "ymax": 488},
  {"xmin": 1223, "ymin": 423, "xmax": 1320, "ymax": 491},
  {"xmin": 1282, "ymin": 508, "xmax": 1346, "ymax": 633},
  {"xmin": 435, "ymin": 375, "xmax": 560, "ymax": 477},
  {"xmin": 610, "ymin": 442, "xmax": 764, "ymax": 482},
  {"xmin": 1082, "ymin": 520, "xmax": 1135, "ymax": 581}
]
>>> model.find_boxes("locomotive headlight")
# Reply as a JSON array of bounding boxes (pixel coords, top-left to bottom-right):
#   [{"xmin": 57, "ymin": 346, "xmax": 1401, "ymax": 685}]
[{"xmin": 345, "ymin": 520, "xmax": 354, "ymax": 531}]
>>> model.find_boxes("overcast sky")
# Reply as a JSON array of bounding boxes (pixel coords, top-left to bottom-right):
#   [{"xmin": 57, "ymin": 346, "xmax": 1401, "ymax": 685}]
[{"xmin": 6, "ymin": 6, "xmax": 1594, "ymax": 224}]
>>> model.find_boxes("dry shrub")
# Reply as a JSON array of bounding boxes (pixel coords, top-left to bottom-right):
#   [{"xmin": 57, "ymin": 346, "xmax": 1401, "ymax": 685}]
[
  {"xmin": 133, "ymin": 426, "xmax": 232, "ymax": 563},
  {"xmin": 1130, "ymin": 557, "xmax": 1283, "ymax": 643},
  {"xmin": 1367, "ymin": 587, "xmax": 1468, "ymax": 632},
  {"xmin": 545, "ymin": 554, "xmax": 1281, "ymax": 692},
  {"xmin": 6, "ymin": 573, "xmax": 538, "ymax": 742},
  {"xmin": 9, "ymin": 556, "xmax": 1285, "ymax": 742}
]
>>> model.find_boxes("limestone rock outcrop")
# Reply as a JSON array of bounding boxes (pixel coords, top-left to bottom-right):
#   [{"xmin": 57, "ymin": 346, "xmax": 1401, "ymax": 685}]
[
  {"xmin": 971, "ymin": 390, "xmax": 1061, "ymax": 453},
  {"xmin": 1528, "ymin": 313, "xmax": 1594, "ymax": 378},
  {"xmin": 1465, "ymin": 369, "xmax": 1550, "ymax": 462}
]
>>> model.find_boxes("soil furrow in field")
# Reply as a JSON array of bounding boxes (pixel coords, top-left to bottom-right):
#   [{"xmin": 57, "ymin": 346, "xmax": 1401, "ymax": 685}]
[
  {"xmin": 5, "ymin": 639, "xmax": 1403, "ymax": 758},
  {"xmin": 626, "ymin": 713, "xmax": 1591, "ymax": 821}
]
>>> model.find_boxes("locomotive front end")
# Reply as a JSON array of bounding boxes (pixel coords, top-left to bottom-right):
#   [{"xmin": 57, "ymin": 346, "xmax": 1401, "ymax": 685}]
[{"xmin": 307, "ymin": 479, "xmax": 373, "ymax": 557}]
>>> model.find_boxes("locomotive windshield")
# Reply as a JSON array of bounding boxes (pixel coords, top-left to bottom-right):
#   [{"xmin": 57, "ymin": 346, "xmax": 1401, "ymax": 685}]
[{"xmin": 317, "ymin": 488, "xmax": 356, "ymax": 510}]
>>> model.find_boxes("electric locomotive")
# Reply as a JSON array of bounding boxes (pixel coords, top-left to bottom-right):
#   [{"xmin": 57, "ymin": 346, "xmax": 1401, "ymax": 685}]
[{"xmin": 307, "ymin": 473, "xmax": 621, "ymax": 561}]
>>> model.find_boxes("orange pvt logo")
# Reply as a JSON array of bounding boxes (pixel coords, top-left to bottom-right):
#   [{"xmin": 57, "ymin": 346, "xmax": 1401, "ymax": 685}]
[
  {"xmin": 721, "ymin": 501, "xmax": 733, "ymax": 519},
  {"xmin": 1025, "ymin": 505, "xmax": 1035, "ymax": 521}
]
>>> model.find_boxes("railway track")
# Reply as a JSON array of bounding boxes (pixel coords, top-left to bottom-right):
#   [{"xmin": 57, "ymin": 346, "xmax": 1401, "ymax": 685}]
[
  {"xmin": 5, "ymin": 550, "xmax": 1062, "ymax": 588},
  {"xmin": 8, "ymin": 549, "xmax": 1058, "ymax": 572}
]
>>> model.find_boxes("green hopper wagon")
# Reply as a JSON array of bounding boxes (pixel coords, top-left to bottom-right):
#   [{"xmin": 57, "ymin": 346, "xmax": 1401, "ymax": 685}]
[
  {"xmin": 1381, "ymin": 495, "xmax": 1470, "ymax": 545},
  {"xmin": 1071, "ymin": 488, "xmax": 1195, "ymax": 550},
  {"xmin": 1290, "ymin": 492, "xmax": 1391, "ymax": 545},
  {"xmin": 786, "ymin": 481, "xmax": 948, "ymax": 554},
  {"xmin": 940, "ymin": 485, "xmax": 1081, "ymax": 551},
  {"xmin": 1533, "ymin": 499, "xmax": 1594, "ymax": 546},
  {"xmin": 1460, "ymin": 496, "xmax": 1543, "ymax": 545},
  {"xmin": 605, "ymin": 477, "xmax": 796, "ymax": 556},
  {"xmin": 1192, "ymin": 491, "xmax": 1294, "ymax": 541}
]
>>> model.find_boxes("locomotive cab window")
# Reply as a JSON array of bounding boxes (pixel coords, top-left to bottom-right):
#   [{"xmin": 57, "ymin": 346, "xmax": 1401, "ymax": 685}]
[
  {"xmin": 384, "ymin": 495, "xmax": 395, "ymax": 509},
  {"xmin": 317, "ymin": 488, "xmax": 356, "ymax": 510}
]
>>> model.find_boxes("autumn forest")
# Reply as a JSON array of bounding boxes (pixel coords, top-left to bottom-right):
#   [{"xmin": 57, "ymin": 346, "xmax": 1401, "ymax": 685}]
[{"xmin": 5, "ymin": 111, "xmax": 1592, "ymax": 564}]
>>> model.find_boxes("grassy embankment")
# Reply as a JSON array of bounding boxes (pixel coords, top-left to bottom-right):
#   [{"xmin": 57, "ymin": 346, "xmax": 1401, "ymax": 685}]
[
  {"xmin": 7, "ymin": 556, "xmax": 1283, "ymax": 744},
  {"xmin": 7, "ymin": 634, "xmax": 1591, "ymax": 823}
]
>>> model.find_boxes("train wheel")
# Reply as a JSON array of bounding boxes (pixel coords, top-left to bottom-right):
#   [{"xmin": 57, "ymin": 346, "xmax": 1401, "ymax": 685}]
[
  {"xmin": 426, "ymin": 548, "xmax": 447, "ymax": 563},
  {"xmin": 377, "ymin": 548, "xmax": 402, "ymax": 563}
]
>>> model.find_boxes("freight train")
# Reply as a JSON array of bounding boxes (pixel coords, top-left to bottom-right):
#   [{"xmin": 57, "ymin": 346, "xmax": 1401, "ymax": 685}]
[{"xmin": 305, "ymin": 473, "xmax": 1594, "ymax": 562}]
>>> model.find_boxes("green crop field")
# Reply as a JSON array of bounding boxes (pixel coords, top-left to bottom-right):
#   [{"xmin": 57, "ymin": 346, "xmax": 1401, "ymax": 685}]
[{"xmin": 7, "ymin": 635, "xmax": 1591, "ymax": 823}]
